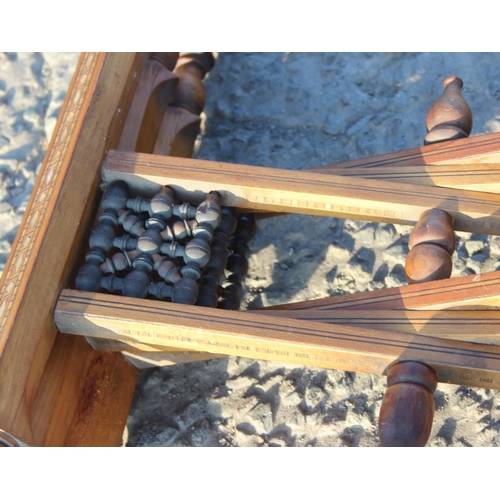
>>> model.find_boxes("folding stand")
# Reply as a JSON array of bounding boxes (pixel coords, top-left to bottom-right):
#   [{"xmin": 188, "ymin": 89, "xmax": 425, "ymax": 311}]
[{"xmin": 2, "ymin": 52, "xmax": 500, "ymax": 446}]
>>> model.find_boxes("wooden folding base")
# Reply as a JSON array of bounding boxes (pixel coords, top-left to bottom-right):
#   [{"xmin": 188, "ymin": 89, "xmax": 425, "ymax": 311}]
[
  {"xmin": 54, "ymin": 147, "xmax": 500, "ymax": 395},
  {"xmin": 4, "ymin": 51, "xmax": 500, "ymax": 446}
]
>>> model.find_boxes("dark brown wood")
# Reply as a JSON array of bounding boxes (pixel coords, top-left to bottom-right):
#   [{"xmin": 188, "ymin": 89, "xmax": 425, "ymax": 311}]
[
  {"xmin": 153, "ymin": 52, "xmax": 215, "ymax": 158},
  {"xmin": 405, "ymin": 209, "xmax": 455, "ymax": 284},
  {"xmin": 378, "ymin": 361, "xmax": 437, "ymax": 447},
  {"xmin": 425, "ymin": 76, "xmax": 473, "ymax": 145},
  {"xmin": 380, "ymin": 81, "xmax": 464, "ymax": 446},
  {"xmin": 405, "ymin": 243, "xmax": 453, "ymax": 284},
  {"xmin": 118, "ymin": 52, "xmax": 179, "ymax": 154}
]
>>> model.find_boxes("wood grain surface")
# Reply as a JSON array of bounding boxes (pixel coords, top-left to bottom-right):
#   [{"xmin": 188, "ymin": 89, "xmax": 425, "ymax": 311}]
[
  {"xmin": 55, "ymin": 289, "xmax": 500, "ymax": 390},
  {"xmin": 102, "ymin": 150, "xmax": 500, "ymax": 235}
]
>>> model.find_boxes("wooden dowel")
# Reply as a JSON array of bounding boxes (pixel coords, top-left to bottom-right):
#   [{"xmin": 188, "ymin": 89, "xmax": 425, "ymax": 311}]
[
  {"xmin": 54, "ymin": 289, "xmax": 500, "ymax": 390},
  {"xmin": 102, "ymin": 150, "xmax": 500, "ymax": 236}
]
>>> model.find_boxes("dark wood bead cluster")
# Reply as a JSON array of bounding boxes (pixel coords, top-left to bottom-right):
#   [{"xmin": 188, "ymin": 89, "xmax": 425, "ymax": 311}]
[{"xmin": 75, "ymin": 181, "xmax": 255, "ymax": 308}]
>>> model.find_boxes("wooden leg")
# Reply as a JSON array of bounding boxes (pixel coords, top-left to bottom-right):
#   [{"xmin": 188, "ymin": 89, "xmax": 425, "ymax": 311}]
[{"xmin": 379, "ymin": 77, "xmax": 470, "ymax": 446}]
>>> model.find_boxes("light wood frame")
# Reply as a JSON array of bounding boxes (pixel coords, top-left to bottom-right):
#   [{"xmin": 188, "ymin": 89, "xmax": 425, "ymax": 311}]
[{"xmin": 4, "ymin": 52, "xmax": 500, "ymax": 445}]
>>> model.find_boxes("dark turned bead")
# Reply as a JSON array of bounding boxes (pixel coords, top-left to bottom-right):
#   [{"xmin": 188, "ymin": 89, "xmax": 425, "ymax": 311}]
[
  {"xmin": 137, "ymin": 228, "xmax": 163, "ymax": 254},
  {"xmin": 171, "ymin": 277, "xmax": 199, "ymax": 305},
  {"xmin": 113, "ymin": 234, "xmax": 138, "ymax": 252},
  {"xmin": 149, "ymin": 52, "xmax": 179, "ymax": 71},
  {"xmin": 101, "ymin": 181, "xmax": 129, "ymax": 213},
  {"xmin": 122, "ymin": 270, "xmax": 150, "ymax": 298},
  {"xmin": 85, "ymin": 250, "xmax": 106, "ymax": 266},
  {"xmin": 234, "ymin": 214, "xmax": 257, "ymax": 243},
  {"xmin": 100, "ymin": 250, "xmax": 137, "ymax": 274},
  {"xmin": 121, "ymin": 213, "xmax": 146, "ymax": 237},
  {"xmin": 161, "ymin": 238, "xmax": 211, "ymax": 268},
  {"xmin": 76, "ymin": 263, "xmax": 103, "ymax": 292},
  {"xmin": 231, "ymin": 240, "xmax": 250, "ymax": 258},
  {"xmin": 89, "ymin": 223, "xmax": 115, "ymax": 254},
  {"xmin": 126, "ymin": 195, "xmax": 150, "ymax": 214},
  {"xmin": 227, "ymin": 253, "xmax": 249, "ymax": 281},
  {"xmin": 145, "ymin": 216, "xmax": 167, "ymax": 232},
  {"xmin": 171, "ymin": 219, "xmax": 197, "ymax": 240},
  {"xmin": 153, "ymin": 255, "xmax": 182, "ymax": 283},
  {"xmin": 196, "ymin": 191, "xmax": 222, "ymax": 230},
  {"xmin": 149, "ymin": 186, "xmax": 175, "ymax": 220},
  {"xmin": 205, "ymin": 241, "xmax": 229, "ymax": 276},
  {"xmin": 181, "ymin": 263, "xmax": 202, "ymax": 281},
  {"xmin": 405, "ymin": 243, "xmax": 453, "ymax": 284},
  {"xmin": 218, "ymin": 288, "xmax": 241, "ymax": 310},
  {"xmin": 185, "ymin": 238, "xmax": 211, "ymax": 268},
  {"xmin": 192, "ymin": 222, "xmax": 214, "ymax": 242},
  {"xmin": 408, "ymin": 209, "xmax": 455, "ymax": 255},
  {"xmin": 173, "ymin": 202, "xmax": 197, "ymax": 220},
  {"xmin": 100, "ymin": 274, "xmax": 123, "ymax": 293},
  {"xmin": 132, "ymin": 253, "xmax": 154, "ymax": 273},
  {"xmin": 98, "ymin": 210, "xmax": 119, "ymax": 227},
  {"xmin": 379, "ymin": 362, "xmax": 437, "ymax": 447},
  {"xmin": 425, "ymin": 76, "xmax": 473, "ymax": 145},
  {"xmin": 217, "ymin": 207, "xmax": 238, "ymax": 237},
  {"xmin": 148, "ymin": 282, "xmax": 173, "ymax": 300},
  {"xmin": 196, "ymin": 283, "xmax": 219, "ymax": 308}
]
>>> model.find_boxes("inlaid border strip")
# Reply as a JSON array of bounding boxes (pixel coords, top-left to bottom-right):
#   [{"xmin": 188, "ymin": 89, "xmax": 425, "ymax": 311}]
[{"xmin": 0, "ymin": 53, "xmax": 102, "ymax": 343}]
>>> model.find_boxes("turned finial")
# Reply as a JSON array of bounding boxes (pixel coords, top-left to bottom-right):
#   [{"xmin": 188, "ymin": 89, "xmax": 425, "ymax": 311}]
[
  {"xmin": 405, "ymin": 208, "xmax": 455, "ymax": 284},
  {"xmin": 424, "ymin": 75, "xmax": 473, "ymax": 145},
  {"xmin": 379, "ymin": 361, "xmax": 437, "ymax": 446},
  {"xmin": 170, "ymin": 52, "xmax": 215, "ymax": 116}
]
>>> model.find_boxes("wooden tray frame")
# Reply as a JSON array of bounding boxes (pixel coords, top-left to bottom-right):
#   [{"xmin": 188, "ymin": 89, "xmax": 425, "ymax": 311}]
[{"xmin": 4, "ymin": 52, "xmax": 500, "ymax": 446}]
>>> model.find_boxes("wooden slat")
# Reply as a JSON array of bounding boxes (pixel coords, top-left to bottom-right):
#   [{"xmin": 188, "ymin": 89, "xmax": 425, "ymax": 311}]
[
  {"xmin": 0, "ymin": 53, "xmax": 146, "ymax": 445},
  {"xmin": 307, "ymin": 132, "xmax": 500, "ymax": 174},
  {"xmin": 86, "ymin": 337, "xmax": 223, "ymax": 367},
  {"xmin": 103, "ymin": 150, "xmax": 500, "ymax": 236},
  {"xmin": 309, "ymin": 163, "xmax": 500, "ymax": 194},
  {"xmin": 262, "ymin": 269, "xmax": 500, "ymax": 312},
  {"xmin": 265, "ymin": 309, "xmax": 500, "ymax": 345},
  {"xmin": 54, "ymin": 289, "xmax": 500, "ymax": 390}
]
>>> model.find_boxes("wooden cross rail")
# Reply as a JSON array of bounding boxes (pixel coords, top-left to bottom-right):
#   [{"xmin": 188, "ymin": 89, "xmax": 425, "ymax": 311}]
[
  {"xmin": 102, "ymin": 150, "xmax": 500, "ymax": 235},
  {"xmin": 54, "ymin": 289, "xmax": 500, "ymax": 390},
  {"xmin": 5, "ymin": 52, "xmax": 500, "ymax": 447},
  {"xmin": 308, "ymin": 163, "xmax": 500, "ymax": 194},
  {"xmin": 307, "ymin": 131, "xmax": 500, "ymax": 171},
  {"xmin": 262, "ymin": 268, "xmax": 500, "ymax": 312}
]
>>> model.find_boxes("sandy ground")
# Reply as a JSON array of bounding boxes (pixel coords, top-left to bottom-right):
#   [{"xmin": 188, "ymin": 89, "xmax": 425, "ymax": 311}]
[{"xmin": 3, "ymin": 52, "xmax": 500, "ymax": 447}]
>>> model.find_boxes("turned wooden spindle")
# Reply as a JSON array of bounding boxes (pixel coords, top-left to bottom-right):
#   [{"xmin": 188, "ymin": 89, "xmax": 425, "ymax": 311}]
[
  {"xmin": 378, "ymin": 362, "xmax": 438, "ymax": 447},
  {"xmin": 219, "ymin": 213, "xmax": 256, "ymax": 310},
  {"xmin": 424, "ymin": 75, "xmax": 473, "ymax": 145},
  {"xmin": 153, "ymin": 52, "xmax": 215, "ymax": 157},
  {"xmin": 405, "ymin": 208, "xmax": 455, "ymax": 284},
  {"xmin": 379, "ymin": 208, "xmax": 455, "ymax": 446},
  {"xmin": 118, "ymin": 52, "xmax": 179, "ymax": 153}
]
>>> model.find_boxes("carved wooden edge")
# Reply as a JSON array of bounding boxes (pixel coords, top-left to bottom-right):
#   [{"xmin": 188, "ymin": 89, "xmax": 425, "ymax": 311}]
[
  {"xmin": 0, "ymin": 53, "xmax": 102, "ymax": 344},
  {"xmin": 0, "ymin": 53, "xmax": 149, "ymax": 445}
]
